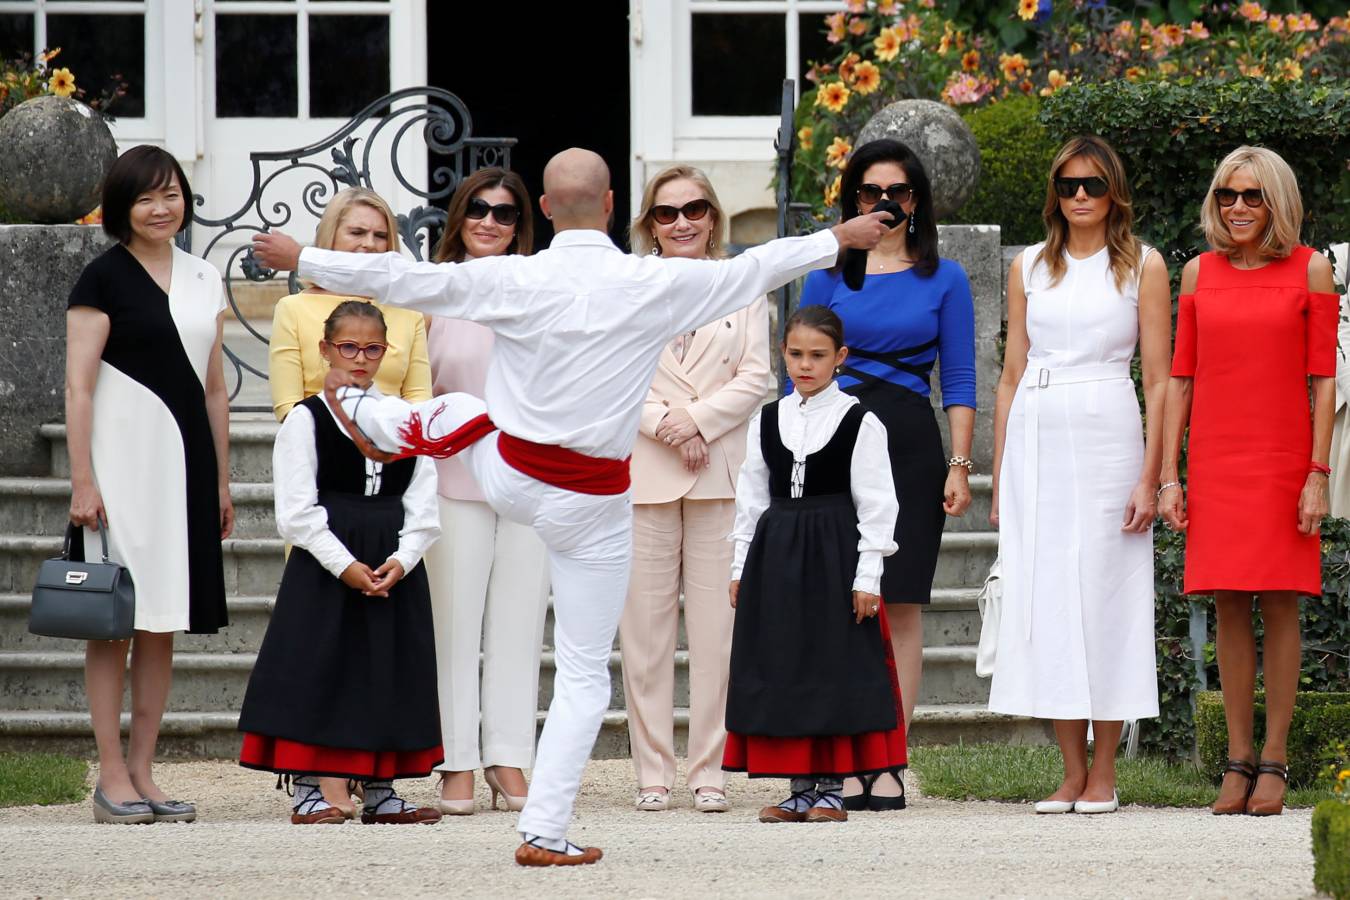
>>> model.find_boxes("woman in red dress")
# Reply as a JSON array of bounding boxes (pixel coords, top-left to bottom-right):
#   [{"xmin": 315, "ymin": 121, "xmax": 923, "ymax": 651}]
[{"xmin": 1159, "ymin": 146, "xmax": 1337, "ymax": 817}]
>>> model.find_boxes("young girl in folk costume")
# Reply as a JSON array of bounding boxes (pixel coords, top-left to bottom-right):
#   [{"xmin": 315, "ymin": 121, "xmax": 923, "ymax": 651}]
[
  {"xmin": 238, "ymin": 301, "xmax": 444, "ymax": 825},
  {"xmin": 724, "ymin": 306, "xmax": 906, "ymax": 823}
]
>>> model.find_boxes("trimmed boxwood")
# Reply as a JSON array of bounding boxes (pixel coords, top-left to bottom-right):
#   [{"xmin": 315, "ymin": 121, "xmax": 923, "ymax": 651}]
[
  {"xmin": 952, "ymin": 96, "xmax": 1058, "ymax": 246},
  {"xmin": 1314, "ymin": 801, "xmax": 1350, "ymax": 900},
  {"xmin": 1195, "ymin": 691, "xmax": 1350, "ymax": 788}
]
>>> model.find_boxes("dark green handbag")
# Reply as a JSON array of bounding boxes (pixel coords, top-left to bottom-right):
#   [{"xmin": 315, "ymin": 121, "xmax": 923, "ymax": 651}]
[{"xmin": 29, "ymin": 517, "xmax": 135, "ymax": 641}]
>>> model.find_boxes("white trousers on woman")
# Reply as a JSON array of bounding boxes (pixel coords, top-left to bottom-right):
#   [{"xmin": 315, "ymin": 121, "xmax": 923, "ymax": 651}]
[
  {"xmin": 424, "ymin": 496, "xmax": 550, "ymax": 773},
  {"xmin": 620, "ymin": 498, "xmax": 735, "ymax": 793}
]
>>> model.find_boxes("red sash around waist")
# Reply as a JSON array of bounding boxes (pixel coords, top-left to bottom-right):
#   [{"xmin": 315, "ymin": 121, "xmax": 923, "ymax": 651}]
[{"xmin": 497, "ymin": 432, "xmax": 631, "ymax": 496}]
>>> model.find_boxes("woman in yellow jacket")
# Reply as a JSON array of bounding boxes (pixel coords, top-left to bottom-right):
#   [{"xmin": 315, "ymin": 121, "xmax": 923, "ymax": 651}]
[{"xmin": 269, "ymin": 187, "xmax": 431, "ymax": 422}]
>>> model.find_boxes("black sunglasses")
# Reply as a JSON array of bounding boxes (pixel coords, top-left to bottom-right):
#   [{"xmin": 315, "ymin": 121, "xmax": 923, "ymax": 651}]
[
  {"xmin": 1054, "ymin": 176, "xmax": 1110, "ymax": 199},
  {"xmin": 1213, "ymin": 187, "xmax": 1265, "ymax": 209},
  {"xmin": 651, "ymin": 199, "xmax": 711, "ymax": 225},
  {"xmin": 857, "ymin": 182, "xmax": 913, "ymax": 205},
  {"xmin": 465, "ymin": 198, "xmax": 520, "ymax": 226},
  {"xmin": 329, "ymin": 341, "xmax": 387, "ymax": 361}
]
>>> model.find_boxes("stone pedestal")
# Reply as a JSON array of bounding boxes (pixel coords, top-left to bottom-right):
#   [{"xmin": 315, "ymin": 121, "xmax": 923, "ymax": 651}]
[
  {"xmin": 0, "ymin": 225, "xmax": 112, "ymax": 475},
  {"xmin": 935, "ymin": 224, "xmax": 1002, "ymax": 472}
]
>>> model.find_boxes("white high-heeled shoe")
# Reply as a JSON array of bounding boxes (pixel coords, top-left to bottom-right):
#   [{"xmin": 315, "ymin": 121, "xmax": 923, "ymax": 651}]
[
  {"xmin": 1034, "ymin": 798, "xmax": 1076, "ymax": 814},
  {"xmin": 483, "ymin": 767, "xmax": 527, "ymax": 812},
  {"xmin": 1073, "ymin": 791, "xmax": 1119, "ymax": 814},
  {"xmin": 436, "ymin": 773, "xmax": 475, "ymax": 816}
]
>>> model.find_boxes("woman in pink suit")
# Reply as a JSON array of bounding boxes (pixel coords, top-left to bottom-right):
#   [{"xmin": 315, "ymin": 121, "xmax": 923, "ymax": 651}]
[{"xmin": 621, "ymin": 166, "xmax": 771, "ymax": 813}]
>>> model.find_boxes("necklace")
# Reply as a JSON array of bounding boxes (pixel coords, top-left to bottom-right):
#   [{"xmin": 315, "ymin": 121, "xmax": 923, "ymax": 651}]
[{"xmin": 872, "ymin": 256, "xmax": 914, "ymax": 272}]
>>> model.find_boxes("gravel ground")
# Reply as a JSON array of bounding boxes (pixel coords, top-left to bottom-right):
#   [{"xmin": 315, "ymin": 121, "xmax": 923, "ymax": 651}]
[{"xmin": 0, "ymin": 759, "xmax": 1316, "ymax": 899}]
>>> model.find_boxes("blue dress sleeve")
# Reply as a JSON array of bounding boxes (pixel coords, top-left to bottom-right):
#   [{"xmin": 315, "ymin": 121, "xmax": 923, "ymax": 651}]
[{"xmin": 936, "ymin": 261, "xmax": 977, "ymax": 410}]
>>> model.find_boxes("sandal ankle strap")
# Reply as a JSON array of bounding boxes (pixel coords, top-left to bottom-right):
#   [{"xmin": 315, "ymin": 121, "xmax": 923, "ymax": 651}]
[
  {"xmin": 1222, "ymin": 759, "xmax": 1257, "ymax": 780},
  {"xmin": 1256, "ymin": 761, "xmax": 1289, "ymax": 782}
]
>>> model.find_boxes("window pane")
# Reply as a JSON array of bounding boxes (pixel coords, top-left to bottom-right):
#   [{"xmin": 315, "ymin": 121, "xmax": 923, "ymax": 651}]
[
  {"xmin": 0, "ymin": 14, "xmax": 35, "ymax": 62},
  {"xmin": 691, "ymin": 14, "xmax": 784, "ymax": 116},
  {"xmin": 798, "ymin": 12, "xmax": 833, "ymax": 84},
  {"xmin": 215, "ymin": 15, "xmax": 297, "ymax": 117},
  {"xmin": 309, "ymin": 15, "xmax": 389, "ymax": 117},
  {"xmin": 46, "ymin": 14, "xmax": 145, "ymax": 118}
]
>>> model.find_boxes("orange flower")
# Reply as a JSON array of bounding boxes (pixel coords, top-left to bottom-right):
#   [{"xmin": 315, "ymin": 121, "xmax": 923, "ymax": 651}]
[
  {"xmin": 1237, "ymin": 2, "xmax": 1267, "ymax": 23},
  {"xmin": 919, "ymin": 0, "xmax": 935, "ymax": 7},
  {"xmin": 1187, "ymin": 21, "xmax": 1210, "ymax": 39},
  {"xmin": 999, "ymin": 52, "xmax": 1028, "ymax": 81},
  {"xmin": 848, "ymin": 16, "xmax": 868, "ymax": 36},
  {"xmin": 825, "ymin": 12, "xmax": 847, "ymax": 44},
  {"xmin": 823, "ymin": 174, "xmax": 842, "ymax": 208},
  {"xmin": 1017, "ymin": 0, "xmax": 1038, "ymax": 22},
  {"xmin": 845, "ymin": 0, "xmax": 866, "ymax": 12},
  {"xmin": 38, "ymin": 47, "xmax": 61, "ymax": 64},
  {"xmin": 1159, "ymin": 24, "xmax": 1184, "ymax": 47},
  {"xmin": 76, "ymin": 206, "xmax": 103, "ymax": 226},
  {"xmin": 47, "ymin": 67, "xmax": 76, "ymax": 98},
  {"xmin": 1277, "ymin": 58, "xmax": 1303, "ymax": 80},
  {"xmin": 876, "ymin": 0, "xmax": 901, "ymax": 14},
  {"xmin": 839, "ymin": 52, "xmax": 861, "ymax": 84},
  {"xmin": 961, "ymin": 50, "xmax": 981, "ymax": 72},
  {"xmin": 797, "ymin": 125, "xmax": 814, "ymax": 151},
  {"xmin": 852, "ymin": 60, "xmax": 882, "ymax": 94},
  {"xmin": 825, "ymin": 136, "xmax": 853, "ymax": 170},
  {"xmin": 815, "ymin": 80, "xmax": 852, "ymax": 113},
  {"xmin": 1267, "ymin": 15, "xmax": 1284, "ymax": 33},
  {"xmin": 874, "ymin": 27, "xmax": 902, "ymax": 62},
  {"xmin": 1038, "ymin": 69, "xmax": 1068, "ymax": 97},
  {"xmin": 1124, "ymin": 66, "xmax": 1146, "ymax": 81},
  {"xmin": 1287, "ymin": 13, "xmax": 1318, "ymax": 32}
]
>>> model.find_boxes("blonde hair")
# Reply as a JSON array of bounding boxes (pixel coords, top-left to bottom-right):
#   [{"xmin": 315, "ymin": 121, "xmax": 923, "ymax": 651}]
[
  {"xmin": 630, "ymin": 165, "xmax": 727, "ymax": 258},
  {"xmin": 1201, "ymin": 146, "xmax": 1302, "ymax": 260},
  {"xmin": 313, "ymin": 187, "xmax": 402, "ymax": 253},
  {"xmin": 1039, "ymin": 136, "xmax": 1140, "ymax": 291}
]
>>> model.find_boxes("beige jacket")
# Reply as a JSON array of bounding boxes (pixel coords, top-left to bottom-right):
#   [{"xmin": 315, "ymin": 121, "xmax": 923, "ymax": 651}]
[{"xmin": 632, "ymin": 296, "xmax": 771, "ymax": 505}]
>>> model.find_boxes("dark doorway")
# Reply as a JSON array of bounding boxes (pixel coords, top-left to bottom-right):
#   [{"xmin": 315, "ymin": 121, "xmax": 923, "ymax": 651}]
[{"xmin": 428, "ymin": 2, "xmax": 631, "ymax": 249}]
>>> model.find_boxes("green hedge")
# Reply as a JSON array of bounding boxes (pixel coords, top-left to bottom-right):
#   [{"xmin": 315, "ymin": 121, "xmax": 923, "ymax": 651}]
[
  {"xmin": 952, "ymin": 96, "xmax": 1057, "ymax": 245},
  {"xmin": 1194, "ymin": 691, "xmax": 1350, "ymax": 788},
  {"xmin": 1314, "ymin": 801, "xmax": 1350, "ymax": 900},
  {"xmin": 1040, "ymin": 78, "xmax": 1350, "ymax": 275}
]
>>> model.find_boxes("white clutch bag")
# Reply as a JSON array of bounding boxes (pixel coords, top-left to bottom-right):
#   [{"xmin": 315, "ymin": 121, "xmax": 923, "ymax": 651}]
[{"xmin": 974, "ymin": 555, "xmax": 1001, "ymax": 678}]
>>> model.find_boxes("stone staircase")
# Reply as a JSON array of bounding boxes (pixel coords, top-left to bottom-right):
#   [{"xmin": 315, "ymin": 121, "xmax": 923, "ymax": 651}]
[{"xmin": 0, "ymin": 418, "xmax": 1049, "ymax": 758}]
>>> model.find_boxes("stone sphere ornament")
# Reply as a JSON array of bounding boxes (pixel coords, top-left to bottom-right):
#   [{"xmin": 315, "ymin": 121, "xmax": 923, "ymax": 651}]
[
  {"xmin": 0, "ymin": 95, "xmax": 118, "ymax": 224},
  {"xmin": 856, "ymin": 99, "xmax": 981, "ymax": 220}
]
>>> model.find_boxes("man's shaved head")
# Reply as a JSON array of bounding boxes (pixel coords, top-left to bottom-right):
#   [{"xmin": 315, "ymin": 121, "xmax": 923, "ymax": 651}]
[{"xmin": 541, "ymin": 148, "xmax": 612, "ymax": 225}]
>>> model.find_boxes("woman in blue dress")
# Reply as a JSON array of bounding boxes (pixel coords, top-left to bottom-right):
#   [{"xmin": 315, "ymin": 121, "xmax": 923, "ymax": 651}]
[{"xmin": 797, "ymin": 138, "xmax": 977, "ymax": 809}]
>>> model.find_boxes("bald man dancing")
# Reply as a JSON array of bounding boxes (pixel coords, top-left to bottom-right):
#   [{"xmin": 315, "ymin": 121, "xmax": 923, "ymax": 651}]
[{"xmin": 253, "ymin": 149, "xmax": 890, "ymax": 865}]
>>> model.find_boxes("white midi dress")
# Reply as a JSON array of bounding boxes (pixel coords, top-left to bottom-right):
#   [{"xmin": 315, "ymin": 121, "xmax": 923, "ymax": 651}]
[{"xmin": 988, "ymin": 243, "xmax": 1160, "ymax": 721}]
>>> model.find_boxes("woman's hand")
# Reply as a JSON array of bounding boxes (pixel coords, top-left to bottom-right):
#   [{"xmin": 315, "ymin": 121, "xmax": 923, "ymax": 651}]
[
  {"xmin": 69, "ymin": 480, "xmax": 105, "ymax": 530},
  {"xmin": 1121, "ymin": 480, "xmax": 1158, "ymax": 533},
  {"xmin": 943, "ymin": 467, "xmax": 972, "ymax": 517},
  {"xmin": 852, "ymin": 590, "xmax": 882, "ymax": 624},
  {"xmin": 1158, "ymin": 483, "xmax": 1187, "ymax": 531},
  {"xmin": 728, "ymin": 580, "xmax": 739, "ymax": 609},
  {"xmin": 340, "ymin": 561, "xmax": 383, "ymax": 596},
  {"xmin": 655, "ymin": 408, "xmax": 700, "ymax": 447},
  {"xmin": 219, "ymin": 486, "xmax": 235, "ymax": 540},
  {"xmin": 679, "ymin": 434, "xmax": 710, "ymax": 473},
  {"xmin": 1299, "ymin": 472, "xmax": 1329, "ymax": 535},
  {"xmin": 371, "ymin": 558, "xmax": 405, "ymax": 595}
]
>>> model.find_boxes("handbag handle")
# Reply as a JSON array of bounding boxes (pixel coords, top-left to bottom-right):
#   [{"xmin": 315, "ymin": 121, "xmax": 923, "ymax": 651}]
[{"xmin": 63, "ymin": 513, "xmax": 111, "ymax": 563}]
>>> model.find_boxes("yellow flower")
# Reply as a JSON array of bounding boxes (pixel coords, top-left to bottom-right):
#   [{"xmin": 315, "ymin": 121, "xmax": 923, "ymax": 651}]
[
  {"xmin": 1278, "ymin": 58, "xmax": 1303, "ymax": 80},
  {"xmin": 825, "ymin": 136, "xmax": 853, "ymax": 169},
  {"xmin": 47, "ymin": 67, "xmax": 76, "ymax": 98},
  {"xmin": 1237, "ymin": 2, "xmax": 1267, "ymax": 23},
  {"xmin": 876, "ymin": 0, "xmax": 901, "ymax": 14},
  {"xmin": 1038, "ymin": 69, "xmax": 1068, "ymax": 96},
  {"xmin": 797, "ymin": 125, "xmax": 813, "ymax": 151},
  {"xmin": 38, "ymin": 47, "xmax": 61, "ymax": 64},
  {"xmin": 1338, "ymin": 768, "xmax": 1350, "ymax": 781},
  {"xmin": 961, "ymin": 50, "xmax": 981, "ymax": 72},
  {"xmin": 874, "ymin": 27, "xmax": 902, "ymax": 62},
  {"xmin": 852, "ymin": 60, "xmax": 882, "ymax": 94},
  {"xmin": 1124, "ymin": 66, "xmax": 1146, "ymax": 81},
  {"xmin": 938, "ymin": 31, "xmax": 954, "ymax": 54},
  {"xmin": 1017, "ymin": 0, "xmax": 1038, "ymax": 22},
  {"xmin": 1267, "ymin": 15, "xmax": 1284, "ymax": 33},
  {"xmin": 816, "ymin": 80, "xmax": 852, "ymax": 113},
  {"xmin": 999, "ymin": 52, "xmax": 1028, "ymax": 81},
  {"xmin": 823, "ymin": 174, "xmax": 842, "ymax": 208}
]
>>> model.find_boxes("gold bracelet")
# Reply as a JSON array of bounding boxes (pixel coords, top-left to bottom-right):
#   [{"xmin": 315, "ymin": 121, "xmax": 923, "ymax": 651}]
[
  {"xmin": 947, "ymin": 456, "xmax": 974, "ymax": 473},
  {"xmin": 1157, "ymin": 481, "xmax": 1182, "ymax": 497}
]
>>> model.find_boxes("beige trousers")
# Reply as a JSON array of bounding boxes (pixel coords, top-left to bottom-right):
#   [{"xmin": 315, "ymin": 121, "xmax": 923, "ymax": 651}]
[
  {"xmin": 619, "ymin": 498, "xmax": 735, "ymax": 792},
  {"xmin": 424, "ymin": 495, "xmax": 551, "ymax": 772}
]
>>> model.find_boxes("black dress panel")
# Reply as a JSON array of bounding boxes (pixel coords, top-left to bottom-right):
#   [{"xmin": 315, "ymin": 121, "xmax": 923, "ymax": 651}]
[
  {"xmin": 725, "ymin": 402, "xmax": 897, "ymax": 737},
  {"xmin": 237, "ymin": 397, "xmax": 440, "ymax": 753},
  {"xmin": 66, "ymin": 244, "xmax": 227, "ymax": 634}
]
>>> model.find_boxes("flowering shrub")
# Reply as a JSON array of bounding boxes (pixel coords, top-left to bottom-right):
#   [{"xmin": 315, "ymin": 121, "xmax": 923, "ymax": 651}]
[
  {"xmin": 792, "ymin": 1, "xmax": 1350, "ymax": 219},
  {"xmin": 0, "ymin": 47, "xmax": 122, "ymax": 121}
]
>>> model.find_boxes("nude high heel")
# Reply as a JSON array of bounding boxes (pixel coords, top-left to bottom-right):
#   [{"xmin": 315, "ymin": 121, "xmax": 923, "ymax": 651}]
[
  {"xmin": 436, "ymin": 773, "xmax": 475, "ymax": 816},
  {"xmin": 483, "ymin": 767, "xmax": 527, "ymax": 812}
]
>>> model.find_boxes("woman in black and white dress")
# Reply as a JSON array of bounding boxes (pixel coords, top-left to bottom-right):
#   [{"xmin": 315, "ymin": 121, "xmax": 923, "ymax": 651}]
[{"xmin": 66, "ymin": 146, "xmax": 233, "ymax": 824}]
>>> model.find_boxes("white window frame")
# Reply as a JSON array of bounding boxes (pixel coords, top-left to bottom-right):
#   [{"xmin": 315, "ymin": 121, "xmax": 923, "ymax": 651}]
[{"xmin": 0, "ymin": 0, "xmax": 163, "ymax": 140}]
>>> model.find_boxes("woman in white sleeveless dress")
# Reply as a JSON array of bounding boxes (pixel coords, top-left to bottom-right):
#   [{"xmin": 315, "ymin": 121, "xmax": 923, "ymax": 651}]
[{"xmin": 990, "ymin": 137, "xmax": 1170, "ymax": 814}]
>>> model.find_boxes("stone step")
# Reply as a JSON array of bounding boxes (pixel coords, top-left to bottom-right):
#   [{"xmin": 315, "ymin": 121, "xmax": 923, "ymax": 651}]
[
  {"xmin": 0, "ymin": 703, "xmax": 1049, "ymax": 760},
  {"xmin": 0, "ymin": 643, "xmax": 988, "ymax": 714},
  {"xmin": 0, "ymin": 479, "xmax": 278, "ymax": 540},
  {"xmin": 943, "ymin": 474, "xmax": 993, "ymax": 534},
  {"xmin": 931, "ymin": 531, "xmax": 998, "ymax": 589},
  {"xmin": 0, "ymin": 535, "xmax": 286, "ymax": 597},
  {"xmin": 0, "ymin": 594, "xmax": 274, "ymax": 654},
  {"xmin": 42, "ymin": 418, "xmax": 281, "ymax": 485}
]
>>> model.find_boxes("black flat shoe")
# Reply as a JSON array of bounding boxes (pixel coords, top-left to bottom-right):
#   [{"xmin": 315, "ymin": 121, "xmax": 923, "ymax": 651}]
[
  {"xmin": 842, "ymin": 775, "xmax": 873, "ymax": 812},
  {"xmin": 867, "ymin": 769, "xmax": 906, "ymax": 812}
]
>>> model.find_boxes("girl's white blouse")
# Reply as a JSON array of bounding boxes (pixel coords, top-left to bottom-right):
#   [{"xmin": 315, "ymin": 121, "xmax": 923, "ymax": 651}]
[
  {"xmin": 272, "ymin": 396, "xmax": 441, "ymax": 578},
  {"xmin": 730, "ymin": 380, "xmax": 899, "ymax": 594}
]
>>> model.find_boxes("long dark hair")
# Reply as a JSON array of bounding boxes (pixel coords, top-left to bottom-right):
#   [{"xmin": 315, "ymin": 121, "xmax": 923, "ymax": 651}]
[
  {"xmin": 433, "ymin": 167, "xmax": 534, "ymax": 263},
  {"xmin": 835, "ymin": 138, "xmax": 939, "ymax": 278}
]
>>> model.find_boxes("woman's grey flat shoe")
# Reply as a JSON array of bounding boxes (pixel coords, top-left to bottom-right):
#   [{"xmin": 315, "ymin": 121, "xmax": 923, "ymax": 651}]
[
  {"xmin": 92, "ymin": 785, "xmax": 154, "ymax": 824},
  {"xmin": 147, "ymin": 798, "xmax": 197, "ymax": 823}
]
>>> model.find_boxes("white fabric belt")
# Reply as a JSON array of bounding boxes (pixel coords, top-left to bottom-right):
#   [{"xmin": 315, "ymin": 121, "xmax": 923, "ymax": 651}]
[{"xmin": 1017, "ymin": 362, "xmax": 1131, "ymax": 640}]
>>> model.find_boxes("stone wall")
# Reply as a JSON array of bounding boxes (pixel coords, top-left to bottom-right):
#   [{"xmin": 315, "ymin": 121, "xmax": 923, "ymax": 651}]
[
  {"xmin": 0, "ymin": 225, "xmax": 112, "ymax": 475},
  {"xmin": 936, "ymin": 224, "xmax": 1001, "ymax": 471}
]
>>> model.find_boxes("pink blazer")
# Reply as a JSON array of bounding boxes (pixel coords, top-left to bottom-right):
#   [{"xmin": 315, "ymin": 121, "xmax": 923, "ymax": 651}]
[{"xmin": 632, "ymin": 296, "xmax": 771, "ymax": 505}]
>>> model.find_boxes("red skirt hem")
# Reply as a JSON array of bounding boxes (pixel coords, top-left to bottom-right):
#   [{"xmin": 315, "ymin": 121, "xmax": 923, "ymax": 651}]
[{"xmin": 239, "ymin": 733, "xmax": 443, "ymax": 780}]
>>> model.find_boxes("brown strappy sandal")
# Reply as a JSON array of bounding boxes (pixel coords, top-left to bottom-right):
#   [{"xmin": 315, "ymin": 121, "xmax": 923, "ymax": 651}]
[
  {"xmin": 1246, "ymin": 760, "xmax": 1288, "ymax": 817},
  {"xmin": 1211, "ymin": 759, "xmax": 1257, "ymax": 815}
]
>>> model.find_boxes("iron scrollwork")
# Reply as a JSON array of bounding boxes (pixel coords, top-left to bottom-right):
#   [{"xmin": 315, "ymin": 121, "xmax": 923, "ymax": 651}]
[{"xmin": 189, "ymin": 86, "xmax": 516, "ymax": 411}]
